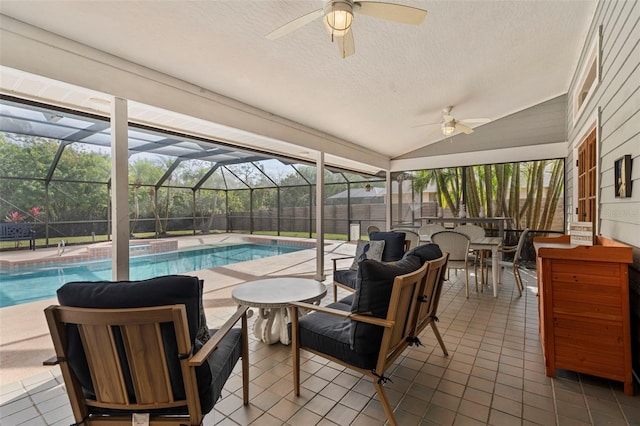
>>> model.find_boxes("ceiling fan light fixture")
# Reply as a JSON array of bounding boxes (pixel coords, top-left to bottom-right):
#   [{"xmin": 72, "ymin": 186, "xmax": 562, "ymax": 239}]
[
  {"xmin": 441, "ymin": 121, "xmax": 456, "ymax": 136},
  {"xmin": 324, "ymin": 1, "xmax": 353, "ymax": 37}
]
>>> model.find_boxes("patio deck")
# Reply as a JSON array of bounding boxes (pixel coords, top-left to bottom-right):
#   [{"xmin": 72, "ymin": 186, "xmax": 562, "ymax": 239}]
[{"xmin": 1, "ymin": 234, "xmax": 638, "ymax": 425}]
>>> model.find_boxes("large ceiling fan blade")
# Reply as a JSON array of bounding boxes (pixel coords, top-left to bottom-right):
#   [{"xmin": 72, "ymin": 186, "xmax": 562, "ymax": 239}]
[
  {"xmin": 412, "ymin": 121, "xmax": 439, "ymax": 129},
  {"xmin": 265, "ymin": 8, "xmax": 324, "ymax": 40},
  {"xmin": 356, "ymin": 2, "xmax": 427, "ymax": 25},
  {"xmin": 455, "ymin": 122, "xmax": 474, "ymax": 134},
  {"xmin": 461, "ymin": 118, "xmax": 491, "ymax": 124},
  {"xmin": 336, "ymin": 30, "xmax": 355, "ymax": 58}
]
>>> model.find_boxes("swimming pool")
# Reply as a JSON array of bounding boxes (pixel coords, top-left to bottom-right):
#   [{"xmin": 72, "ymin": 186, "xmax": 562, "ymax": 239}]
[{"xmin": 0, "ymin": 243, "xmax": 306, "ymax": 308}]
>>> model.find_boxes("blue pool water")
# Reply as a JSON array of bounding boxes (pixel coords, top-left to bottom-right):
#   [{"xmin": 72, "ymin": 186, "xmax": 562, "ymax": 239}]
[{"xmin": 0, "ymin": 243, "xmax": 306, "ymax": 308}]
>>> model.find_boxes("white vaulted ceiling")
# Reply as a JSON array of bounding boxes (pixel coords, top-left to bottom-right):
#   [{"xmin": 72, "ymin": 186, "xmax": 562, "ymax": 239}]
[{"xmin": 0, "ymin": 1, "xmax": 596, "ymax": 172}]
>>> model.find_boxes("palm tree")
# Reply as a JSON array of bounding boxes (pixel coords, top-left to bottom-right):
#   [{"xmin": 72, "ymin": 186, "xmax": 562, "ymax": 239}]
[{"xmin": 410, "ymin": 159, "xmax": 564, "ymax": 232}]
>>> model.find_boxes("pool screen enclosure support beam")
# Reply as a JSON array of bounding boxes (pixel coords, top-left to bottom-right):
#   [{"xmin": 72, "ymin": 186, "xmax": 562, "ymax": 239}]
[
  {"xmin": 315, "ymin": 152, "xmax": 325, "ymax": 282},
  {"xmin": 111, "ymin": 97, "xmax": 130, "ymax": 281},
  {"xmin": 277, "ymin": 188, "xmax": 281, "ymax": 236},
  {"xmin": 250, "ymin": 189, "xmax": 254, "ymax": 234},
  {"xmin": 385, "ymin": 171, "xmax": 392, "ymax": 231},
  {"xmin": 347, "ymin": 182, "xmax": 351, "ymax": 238},
  {"xmin": 192, "ymin": 190, "xmax": 196, "ymax": 236}
]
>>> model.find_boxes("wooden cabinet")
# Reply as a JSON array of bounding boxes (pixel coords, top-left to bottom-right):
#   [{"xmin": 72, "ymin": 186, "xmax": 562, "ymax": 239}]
[{"xmin": 534, "ymin": 235, "xmax": 634, "ymax": 395}]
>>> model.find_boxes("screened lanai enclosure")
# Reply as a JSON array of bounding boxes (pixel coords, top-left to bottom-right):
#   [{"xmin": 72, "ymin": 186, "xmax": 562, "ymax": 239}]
[
  {"xmin": 0, "ymin": 96, "xmax": 390, "ymax": 248},
  {"xmin": 1, "ymin": 95, "xmax": 565, "ymax": 251}
]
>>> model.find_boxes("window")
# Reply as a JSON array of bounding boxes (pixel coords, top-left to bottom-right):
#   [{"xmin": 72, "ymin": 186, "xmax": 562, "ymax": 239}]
[
  {"xmin": 572, "ymin": 25, "xmax": 601, "ymax": 123},
  {"xmin": 577, "ymin": 128, "xmax": 597, "ymax": 224}
]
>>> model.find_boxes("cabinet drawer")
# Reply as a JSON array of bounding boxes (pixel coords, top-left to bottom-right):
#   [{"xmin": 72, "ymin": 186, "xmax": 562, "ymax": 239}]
[
  {"xmin": 553, "ymin": 316, "xmax": 625, "ymax": 378},
  {"xmin": 551, "ymin": 280, "xmax": 622, "ymax": 320},
  {"xmin": 551, "ymin": 260, "xmax": 620, "ymax": 279}
]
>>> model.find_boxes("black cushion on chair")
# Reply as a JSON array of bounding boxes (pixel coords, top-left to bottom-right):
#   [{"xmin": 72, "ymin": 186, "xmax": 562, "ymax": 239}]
[
  {"xmin": 333, "ymin": 269, "xmax": 358, "ymax": 290},
  {"xmin": 204, "ymin": 327, "xmax": 242, "ymax": 411},
  {"xmin": 350, "ymin": 256, "xmax": 422, "ymax": 351},
  {"xmin": 293, "ymin": 302, "xmax": 379, "ymax": 370},
  {"xmin": 403, "ymin": 243, "xmax": 443, "ymax": 263},
  {"xmin": 351, "ymin": 256, "xmax": 421, "ymax": 316},
  {"xmin": 294, "ymin": 256, "xmax": 422, "ymax": 369},
  {"xmin": 338, "ymin": 293, "xmax": 355, "ymax": 306},
  {"xmin": 56, "ymin": 275, "xmax": 222, "ymax": 415},
  {"xmin": 370, "ymin": 231, "xmax": 406, "ymax": 261}
]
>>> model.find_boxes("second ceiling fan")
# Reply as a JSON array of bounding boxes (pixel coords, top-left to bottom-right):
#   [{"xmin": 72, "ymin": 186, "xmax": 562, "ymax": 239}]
[
  {"xmin": 266, "ymin": 0, "xmax": 428, "ymax": 58},
  {"xmin": 417, "ymin": 106, "xmax": 491, "ymax": 137}
]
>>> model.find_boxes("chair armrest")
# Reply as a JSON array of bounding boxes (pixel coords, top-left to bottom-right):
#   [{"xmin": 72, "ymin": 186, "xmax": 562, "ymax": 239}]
[
  {"xmin": 292, "ymin": 301, "xmax": 350, "ymax": 317},
  {"xmin": 332, "ymin": 255, "xmax": 355, "ymax": 272},
  {"xmin": 43, "ymin": 356, "xmax": 63, "ymax": 366},
  {"xmin": 189, "ymin": 305, "xmax": 249, "ymax": 366},
  {"xmin": 290, "ymin": 301, "xmax": 394, "ymax": 328},
  {"xmin": 497, "ymin": 245, "xmax": 517, "ymax": 253}
]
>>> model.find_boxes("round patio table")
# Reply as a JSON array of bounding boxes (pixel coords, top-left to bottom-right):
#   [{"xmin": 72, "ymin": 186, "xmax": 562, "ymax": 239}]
[{"xmin": 231, "ymin": 277, "xmax": 327, "ymax": 345}]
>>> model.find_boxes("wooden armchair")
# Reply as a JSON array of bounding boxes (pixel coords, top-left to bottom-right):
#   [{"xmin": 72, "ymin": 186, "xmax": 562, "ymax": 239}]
[
  {"xmin": 410, "ymin": 253, "xmax": 449, "ymax": 355},
  {"xmin": 43, "ymin": 275, "xmax": 249, "ymax": 426},
  {"xmin": 291, "ymin": 255, "xmax": 432, "ymax": 426}
]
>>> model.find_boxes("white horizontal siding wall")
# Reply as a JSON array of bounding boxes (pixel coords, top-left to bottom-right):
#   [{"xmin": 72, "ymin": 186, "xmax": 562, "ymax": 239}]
[{"xmin": 567, "ymin": 0, "xmax": 640, "ymax": 248}]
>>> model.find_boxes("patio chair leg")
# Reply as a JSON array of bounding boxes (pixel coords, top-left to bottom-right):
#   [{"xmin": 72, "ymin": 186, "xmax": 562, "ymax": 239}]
[
  {"xmin": 464, "ymin": 262, "xmax": 470, "ymax": 298},
  {"xmin": 333, "ymin": 283, "xmax": 338, "ymax": 303},
  {"xmin": 464, "ymin": 274, "xmax": 470, "ymax": 298},
  {"xmin": 480, "ymin": 251, "xmax": 488, "ymax": 292},
  {"xmin": 514, "ymin": 267, "xmax": 523, "ymax": 296},
  {"xmin": 373, "ymin": 380, "xmax": 397, "ymax": 426},
  {"xmin": 430, "ymin": 321, "xmax": 448, "ymax": 356},
  {"xmin": 484, "ymin": 261, "xmax": 489, "ymax": 286},
  {"xmin": 473, "ymin": 255, "xmax": 479, "ymax": 292}
]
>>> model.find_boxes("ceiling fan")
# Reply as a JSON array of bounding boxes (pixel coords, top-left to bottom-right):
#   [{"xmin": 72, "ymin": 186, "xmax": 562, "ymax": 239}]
[
  {"xmin": 417, "ymin": 106, "xmax": 491, "ymax": 137},
  {"xmin": 265, "ymin": 0, "xmax": 428, "ymax": 58}
]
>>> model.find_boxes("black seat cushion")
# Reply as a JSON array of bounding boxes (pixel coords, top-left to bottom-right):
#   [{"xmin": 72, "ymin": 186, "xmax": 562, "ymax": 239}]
[
  {"xmin": 370, "ymin": 231, "xmax": 406, "ymax": 261},
  {"xmin": 403, "ymin": 243, "xmax": 443, "ymax": 264},
  {"xmin": 293, "ymin": 302, "xmax": 379, "ymax": 370},
  {"xmin": 333, "ymin": 268, "xmax": 358, "ymax": 290},
  {"xmin": 56, "ymin": 275, "xmax": 223, "ymax": 415},
  {"xmin": 294, "ymin": 257, "xmax": 422, "ymax": 369},
  {"xmin": 338, "ymin": 294, "xmax": 355, "ymax": 306}
]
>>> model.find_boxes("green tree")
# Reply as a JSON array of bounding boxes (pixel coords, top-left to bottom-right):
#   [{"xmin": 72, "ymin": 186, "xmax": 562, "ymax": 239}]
[{"xmin": 410, "ymin": 159, "xmax": 564, "ymax": 232}]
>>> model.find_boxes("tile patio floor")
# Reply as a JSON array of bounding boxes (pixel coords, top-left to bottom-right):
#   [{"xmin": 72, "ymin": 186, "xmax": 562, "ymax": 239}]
[{"xmin": 1, "ymin": 234, "xmax": 639, "ymax": 425}]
